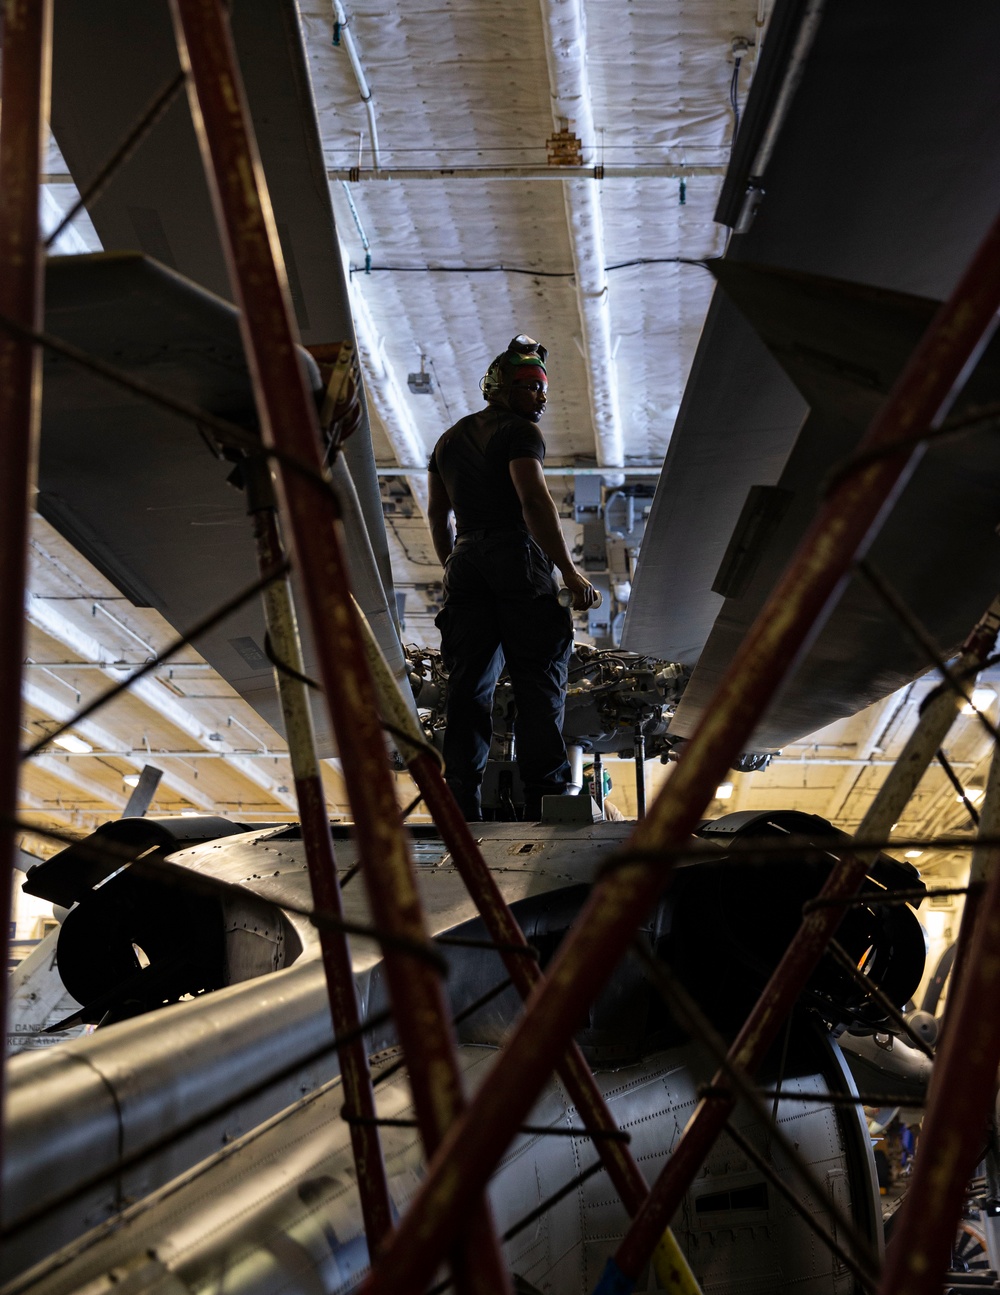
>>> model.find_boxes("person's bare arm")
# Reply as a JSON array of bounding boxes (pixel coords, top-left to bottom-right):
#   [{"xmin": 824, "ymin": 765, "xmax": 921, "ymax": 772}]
[
  {"xmin": 428, "ymin": 471, "xmax": 455, "ymax": 567},
  {"xmin": 509, "ymin": 457, "xmax": 598, "ymax": 609}
]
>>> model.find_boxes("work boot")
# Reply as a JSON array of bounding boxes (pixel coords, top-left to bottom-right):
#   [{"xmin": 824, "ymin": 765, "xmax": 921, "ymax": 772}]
[{"xmin": 446, "ymin": 776, "xmax": 482, "ymax": 822}]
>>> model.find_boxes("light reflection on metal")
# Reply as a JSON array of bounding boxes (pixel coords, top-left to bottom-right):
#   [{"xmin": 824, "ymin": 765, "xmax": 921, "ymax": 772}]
[
  {"xmin": 612, "ymin": 590, "xmax": 1000, "ymax": 1281},
  {"xmin": 0, "ymin": 0, "xmax": 54, "ymax": 1195},
  {"xmin": 359, "ymin": 185, "xmax": 1000, "ymax": 1295},
  {"xmin": 169, "ymin": 1, "xmax": 508, "ymax": 1285},
  {"xmin": 247, "ymin": 464, "xmax": 393, "ymax": 1246}
]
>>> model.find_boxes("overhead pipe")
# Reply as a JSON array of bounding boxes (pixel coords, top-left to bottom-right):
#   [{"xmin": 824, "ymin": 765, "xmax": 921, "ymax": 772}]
[
  {"xmin": 328, "ymin": 164, "xmax": 726, "ymax": 181},
  {"xmin": 332, "ymin": 2, "xmax": 381, "ymax": 172},
  {"xmin": 538, "ymin": 0, "xmax": 625, "ymax": 481},
  {"xmin": 169, "ymin": 4, "xmax": 509, "ymax": 1289},
  {"xmin": 39, "ymin": 164, "xmax": 728, "ymax": 185},
  {"xmin": 360, "ymin": 195, "xmax": 1000, "ymax": 1295},
  {"xmin": 0, "ymin": 0, "xmax": 53, "ymax": 1197},
  {"xmin": 732, "ymin": 0, "xmax": 825, "ymax": 233}
]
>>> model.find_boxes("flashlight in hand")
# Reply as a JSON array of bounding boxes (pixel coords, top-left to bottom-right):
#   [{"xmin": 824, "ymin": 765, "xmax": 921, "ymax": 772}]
[{"xmin": 558, "ymin": 587, "xmax": 603, "ymax": 609}]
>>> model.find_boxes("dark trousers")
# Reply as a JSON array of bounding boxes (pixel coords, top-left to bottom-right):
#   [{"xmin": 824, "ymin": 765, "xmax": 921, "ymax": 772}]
[{"xmin": 436, "ymin": 529, "xmax": 573, "ymax": 819}]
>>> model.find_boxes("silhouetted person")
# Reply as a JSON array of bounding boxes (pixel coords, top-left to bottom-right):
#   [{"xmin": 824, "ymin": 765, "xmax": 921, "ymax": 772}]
[{"xmin": 428, "ymin": 335, "xmax": 597, "ymax": 820}]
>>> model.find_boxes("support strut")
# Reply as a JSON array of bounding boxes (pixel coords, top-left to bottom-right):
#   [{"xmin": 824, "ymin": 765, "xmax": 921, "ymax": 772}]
[
  {"xmin": 355, "ymin": 609, "xmax": 703, "ymax": 1292},
  {"xmin": 245, "ymin": 461, "xmax": 393, "ymax": 1250},
  {"xmin": 633, "ymin": 727, "xmax": 646, "ymax": 819},
  {"xmin": 879, "ymin": 656, "xmax": 1000, "ymax": 1295},
  {"xmin": 593, "ymin": 751, "xmax": 605, "ymax": 817},
  {"xmin": 360, "ymin": 199, "xmax": 1000, "ymax": 1295},
  {"xmin": 609, "ymin": 591, "xmax": 1000, "ymax": 1284},
  {"xmin": 168, "ymin": 3, "xmax": 509, "ymax": 1289},
  {"xmin": 0, "ymin": 0, "xmax": 53, "ymax": 1205}
]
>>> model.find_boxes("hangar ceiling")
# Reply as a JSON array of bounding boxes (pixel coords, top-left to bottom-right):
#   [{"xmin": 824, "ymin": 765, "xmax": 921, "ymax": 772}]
[{"xmin": 11, "ymin": 0, "xmax": 993, "ymax": 939}]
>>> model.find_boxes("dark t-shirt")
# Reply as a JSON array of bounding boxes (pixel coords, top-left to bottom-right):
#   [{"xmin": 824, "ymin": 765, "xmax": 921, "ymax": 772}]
[{"xmin": 427, "ymin": 406, "xmax": 545, "ymax": 535}]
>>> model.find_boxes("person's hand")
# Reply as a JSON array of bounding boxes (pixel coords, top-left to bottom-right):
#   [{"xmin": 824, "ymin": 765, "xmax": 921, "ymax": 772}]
[{"xmin": 564, "ymin": 568, "xmax": 599, "ymax": 611}]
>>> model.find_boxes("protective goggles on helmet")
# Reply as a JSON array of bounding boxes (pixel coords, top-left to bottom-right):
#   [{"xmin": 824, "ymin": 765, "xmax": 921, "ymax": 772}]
[{"xmin": 481, "ymin": 334, "xmax": 548, "ymax": 401}]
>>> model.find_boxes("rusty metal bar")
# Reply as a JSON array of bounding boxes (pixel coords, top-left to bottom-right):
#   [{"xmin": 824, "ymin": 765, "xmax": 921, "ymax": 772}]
[
  {"xmin": 608, "ymin": 593, "xmax": 1000, "ymax": 1283},
  {"xmin": 341, "ymin": 1114, "xmax": 631, "ymax": 1140},
  {"xmin": 755, "ymin": 1090, "xmax": 925, "ymax": 1108},
  {"xmin": 355, "ymin": 607, "xmax": 702, "ymax": 1286},
  {"xmin": 937, "ymin": 748, "xmax": 981, "ymax": 825},
  {"xmin": 873, "ymin": 708, "xmax": 1000, "ymax": 1293},
  {"xmin": 0, "ymin": 0, "xmax": 53, "ymax": 1209},
  {"xmin": 360, "ymin": 627, "xmax": 648, "ymax": 1180},
  {"xmin": 856, "ymin": 558, "xmax": 1000, "ymax": 747},
  {"xmin": 877, "ymin": 823, "xmax": 1000, "ymax": 1293},
  {"xmin": 628, "ymin": 938, "xmax": 881, "ymax": 1285},
  {"xmin": 633, "ymin": 727, "xmax": 646, "ymax": 818},
  {"xmin": 410, "ymin": 755, "xmax": 658, "ymax": 1187},
  {"xmin": 360, "ymin": 202, "xmax": 1000, "ymax": 1295},
  {"xmin": 167, "ymin": 4, "xmax": 509, "ymax": 1290},
  {"xmin": 943, "ymin": 724, "xmax": 1000, "ymax": 1021},
  {"xmin": 245, "ymin": 463, "xmax": 393, "ymax": 1249}
]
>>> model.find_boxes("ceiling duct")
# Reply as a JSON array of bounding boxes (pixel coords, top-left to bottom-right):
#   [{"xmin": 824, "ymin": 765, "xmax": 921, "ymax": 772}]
[
  {"xmin": 347, "ymin": 264, "xmax": 430, "ymax": 513},
  {"xmin": 538, "ymin": 0, "xmax": 625, "ymax": 483}
]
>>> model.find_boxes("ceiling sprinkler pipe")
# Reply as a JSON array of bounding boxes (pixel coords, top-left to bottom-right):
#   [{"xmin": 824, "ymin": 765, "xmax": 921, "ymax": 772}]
[
  {"xmin": 746, "ymin": 0, "xmax": 770, "ymax": 87},
  {"xmin": 332, "ymin": 2, "xmax": 382, "ymax": 172},
  {"xmin": 735, "ymin": 0, "xmax": 825, "ymax": 233}
]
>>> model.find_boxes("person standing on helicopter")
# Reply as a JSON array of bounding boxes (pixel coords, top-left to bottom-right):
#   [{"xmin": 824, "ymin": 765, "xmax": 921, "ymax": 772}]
[{"xmin": 427, "ymin": 335, "xmax": 597, "ymax": 820}]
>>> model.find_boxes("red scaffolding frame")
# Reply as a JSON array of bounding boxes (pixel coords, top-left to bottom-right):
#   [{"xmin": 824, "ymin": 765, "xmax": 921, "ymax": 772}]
[
  {"xmin": 5, "ymin": 4, "xmax": 1000, "ymax": 1291},
  {"xmin": 169, "ymin": 2, "xmax": 509, "ymax": 1288},
  {"xmin": 0, "ymin": 0, "xmax": 54, "ymax": 1196},
  {"xmin": 359, "ymin": 202, "xmax": 1000, "ymax": 1294}
]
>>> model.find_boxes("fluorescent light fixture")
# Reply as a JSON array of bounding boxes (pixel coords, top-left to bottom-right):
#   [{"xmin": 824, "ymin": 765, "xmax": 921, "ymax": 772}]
[
  {"xmin": 52, "ymin": 733, "xmax": 92, "ymax": 754},
  {"xmin": 180, "ymin": 808, "xmax": 201, "ymax": 817},
  {"xmin": 904, "ymin": 850, "xmax": 923, "ymax": 859},
  {"xmin": 962, "ymin": 686, "xmax": 996, "ymax": 715},
  {"xmin": 123, "ymin": 773, "xmax": 142, "ymax": 788},
  {"xmin": 957, "ymin": 783, "xmax": 986, "ymax": 804},
  {"xmin": 715, "ymin": 782, "xmax": 735, "ymax": 800}
]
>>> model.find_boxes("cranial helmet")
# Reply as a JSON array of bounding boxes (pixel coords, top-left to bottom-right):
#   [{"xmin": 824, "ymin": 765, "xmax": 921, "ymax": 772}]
[{"xmin": 481, "ymin": 334, "xmax": 548, "ymax": 405}]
